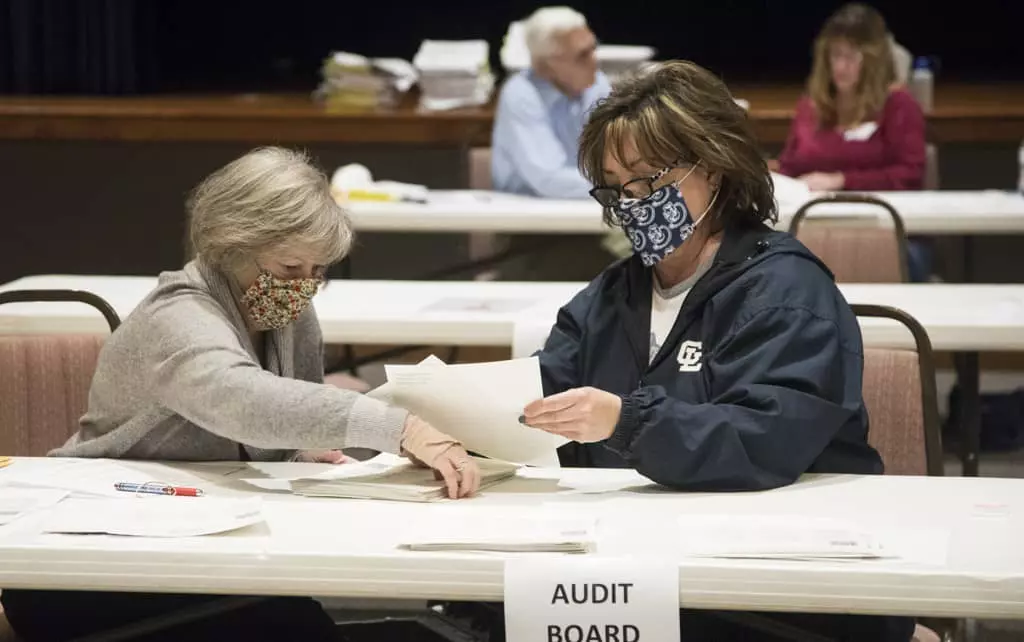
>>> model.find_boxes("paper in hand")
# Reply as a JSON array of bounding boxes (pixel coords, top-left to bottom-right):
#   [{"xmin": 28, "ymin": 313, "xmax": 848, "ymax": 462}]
[{"xmin": 380, "ymin": 356, "xmax": 565, "ymax": 466}]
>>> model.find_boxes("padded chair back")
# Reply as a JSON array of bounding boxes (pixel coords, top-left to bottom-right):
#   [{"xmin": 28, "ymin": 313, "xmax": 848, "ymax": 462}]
[
  {"xmin": 853, "ymin": 304, "xmax": 943, "ymax": 476},
  {"xmin": 790, "ymin": 194, "xmax": 910, "ymax": 283},
  {"xmin": 0, "ymin": 290, "xmax": 120, "ymax": 456}
]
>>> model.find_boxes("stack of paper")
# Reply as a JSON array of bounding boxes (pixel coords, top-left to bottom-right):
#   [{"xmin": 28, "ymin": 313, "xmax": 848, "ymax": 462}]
[
  {"xmin": 400, "ymin": 513, "xmax": 596, "ymax": 553},
  {"xmin": 39, "ymin": 496, "xmax": 265, "ymax": 537},
  {"xmin": 413, "ymin": 40, "xmax": 494, "ymax": 111},
  {"xmin": 286, "ymin": 454, "xmax": 519, "ymax": 502},
  {"xmin": 679, "ymin": 515, "xmax": 887, "ymax": 560},
  {"xmin": 370, "ymin": 355, "xmax": 566, "ymax": 466},
  {"xmin": 314, "ymin": 51, "xmax": 417, "ymax": 111}
]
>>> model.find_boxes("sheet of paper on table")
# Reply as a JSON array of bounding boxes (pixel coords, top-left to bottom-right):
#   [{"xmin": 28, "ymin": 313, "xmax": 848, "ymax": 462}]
[
  {"xmin": 370, "ymin": 355, "xmax": 565, "ymax": 466},
  {"xmin": 399, "ymin": 507, "xmax": 596, "ymax": 553},
  {"xmin": 0, "ymin": 458, "xmax": 154, "ymax": 498},
  {"xmin": 678, "ymin": 515, "xmax": 888, "ymax": 560},
  {"xmin": 0, "ymin": 488, "xmax": 69, "ymax": 525},
  {"xmin": 39, "ymin": 496, "xmax": 265, "ymax": 537}
]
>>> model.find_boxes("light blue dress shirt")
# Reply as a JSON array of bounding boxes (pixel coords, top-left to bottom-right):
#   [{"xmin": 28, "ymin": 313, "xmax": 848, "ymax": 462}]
[{"xmin": 491, "ymin": 70, "xmax": 612, "ymax": 198}]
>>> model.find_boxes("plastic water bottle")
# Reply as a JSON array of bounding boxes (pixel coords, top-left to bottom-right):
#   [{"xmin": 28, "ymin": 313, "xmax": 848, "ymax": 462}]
[{"xmin": 910, "ymin": 57, "xmax": 934, "ymax": 113}]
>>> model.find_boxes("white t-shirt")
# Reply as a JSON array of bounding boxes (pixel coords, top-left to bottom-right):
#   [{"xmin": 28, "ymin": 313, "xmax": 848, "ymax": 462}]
[{"xmin": 649, "ymin": 256, "xmax": 716, "ymax": 364}]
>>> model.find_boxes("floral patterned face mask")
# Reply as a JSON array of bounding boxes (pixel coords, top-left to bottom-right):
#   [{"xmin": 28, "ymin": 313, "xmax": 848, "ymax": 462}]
[{"xmin": 239, "ymin": 268, "xmax": 322, "ymax": 331}]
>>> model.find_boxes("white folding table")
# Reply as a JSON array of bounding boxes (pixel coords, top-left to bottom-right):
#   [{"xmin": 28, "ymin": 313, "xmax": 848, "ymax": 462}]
[{"xmin": 0, "ymin": 458, "xmax": 1021, "ymax": 620}]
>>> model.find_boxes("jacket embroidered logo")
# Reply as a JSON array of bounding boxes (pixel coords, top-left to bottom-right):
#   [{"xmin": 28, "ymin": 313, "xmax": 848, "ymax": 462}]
[{"xmin": 677, "ymin": 340, "xmax": 703, "ymax": 372}]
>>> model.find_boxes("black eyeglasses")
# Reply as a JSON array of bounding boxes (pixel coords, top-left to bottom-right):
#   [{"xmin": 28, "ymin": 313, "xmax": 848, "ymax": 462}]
[{"xmin": 588, "ymin": 164, "xmax": 675, "ymax": 209}]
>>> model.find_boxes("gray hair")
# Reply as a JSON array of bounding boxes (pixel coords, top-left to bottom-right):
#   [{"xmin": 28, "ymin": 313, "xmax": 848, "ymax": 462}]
[
  {"xmin": 187, "ymin": 147, "xmax": 353, "ymax": 270},
  {"xmin": 524, "ymin": 6, "xmax": 588, "ymax": 61}
]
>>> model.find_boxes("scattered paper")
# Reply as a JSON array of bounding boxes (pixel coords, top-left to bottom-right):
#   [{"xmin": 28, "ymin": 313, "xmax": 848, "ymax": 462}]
[
  {"xmin": 39, "ymin": 496, "xmax": 265, "ymax": 537},
  {"xmin": 678, "ymin": 515, "xmax": 888, "ymax": 560},
  {"xmin": 0, "ymin": 488, "xmax": 69, "ymax": 525},
  {"xmin": 383, "ymin": 356, "xmax": 565, "ymax": 466}
]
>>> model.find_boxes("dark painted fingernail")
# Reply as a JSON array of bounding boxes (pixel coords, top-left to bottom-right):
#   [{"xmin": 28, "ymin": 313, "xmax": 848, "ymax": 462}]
[{"xmin": 518, "ymin": 415, "xmax": 526, "ymax": 424}]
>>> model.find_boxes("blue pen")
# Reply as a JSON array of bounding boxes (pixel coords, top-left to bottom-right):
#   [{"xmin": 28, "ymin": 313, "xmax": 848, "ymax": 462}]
[{"xmin": 114, "ymin": 482, "xmax": 204, "ymax": 497}]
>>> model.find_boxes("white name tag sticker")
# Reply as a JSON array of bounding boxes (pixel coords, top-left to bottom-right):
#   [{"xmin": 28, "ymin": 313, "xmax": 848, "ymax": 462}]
[
  {"xmin": 843, "ymin": 121, "xmax": 878, "ymax": 141},
  {"xmin": 504, "ymin": 557, "xmax": 680, "ymax": 642}
]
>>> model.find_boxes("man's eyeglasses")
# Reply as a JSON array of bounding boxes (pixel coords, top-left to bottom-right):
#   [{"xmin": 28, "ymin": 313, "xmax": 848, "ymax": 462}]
[{"xmin": 589, "ymin": 165, "xmax": 675, "ymax": 209}]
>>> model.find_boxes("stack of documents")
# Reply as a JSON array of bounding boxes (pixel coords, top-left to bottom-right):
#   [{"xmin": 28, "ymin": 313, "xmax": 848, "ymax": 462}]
[
  {"xmin": 39, "ymin": 496, "xmax": 265, "ymax": 538},
  {"xmin": 679, "ymin": 515, "xmax": 887, "ymax": 560},
  {"xmin": 370, "ymin": 355, "xmax": 566, "ymax": 466},
  {"xmin": 284, "ymin": 454, "xmax": 519, "ymax": 502},
  {"xmin": 314, "ymin": 51, "xmax": 417, "ymax": 111},
  {"xmin": 400, "ymin": 513, "xmax": 596, "ymax": 553},
  {"xmin": 413, "ymin": 40, "xmax": 494, "ymax": 111}
]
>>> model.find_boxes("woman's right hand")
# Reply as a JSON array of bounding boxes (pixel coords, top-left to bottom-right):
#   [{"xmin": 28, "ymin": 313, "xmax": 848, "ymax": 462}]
[{"xmin": 399, "ymin": 415, "xmax": 480, "ymax": 498}]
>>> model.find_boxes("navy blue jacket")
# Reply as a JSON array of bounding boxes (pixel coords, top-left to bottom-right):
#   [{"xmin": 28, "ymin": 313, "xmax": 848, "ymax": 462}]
[{"xmin": 539, "ymin": 219, "xmax": 884, "ymax": 490}]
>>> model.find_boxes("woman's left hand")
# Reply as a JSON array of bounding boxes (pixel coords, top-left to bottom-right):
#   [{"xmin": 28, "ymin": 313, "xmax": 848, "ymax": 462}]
[
  {"xmin": 522, "ymin": 387, "xmax": 622, "ymax": 443},
  {"xmin": 296, "ymin": 449, "xmax": 355, "ymax": 464}
]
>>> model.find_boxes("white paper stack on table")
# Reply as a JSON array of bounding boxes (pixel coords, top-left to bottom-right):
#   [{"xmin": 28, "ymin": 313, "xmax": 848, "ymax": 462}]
[
  {"xmin": 400, "ymin": 509, "xmax": 596, "ymax": 553},
  {"xmin": 413, "ymin": 40, "xmax": 494, "ymax": 111},
  {"xmin": 274, "ymin": 453, "xmax": 519, "ymax": 502},
  {"xmin": 370, "ymin": 355, "xmax": 566, "ymax": 467},
  {"xmin": 314, "ymin": 51, "xmax": 417, "ymax": 111}
]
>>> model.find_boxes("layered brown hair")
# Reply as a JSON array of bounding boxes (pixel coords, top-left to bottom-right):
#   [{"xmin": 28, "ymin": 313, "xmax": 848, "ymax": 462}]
[
  {"xmin": 578, "ymin": 60, "xmax": 776, "ymax": 231},
  {"xmin": 808, "ymin": 3, "xmax": 895, "ymax": 128}
]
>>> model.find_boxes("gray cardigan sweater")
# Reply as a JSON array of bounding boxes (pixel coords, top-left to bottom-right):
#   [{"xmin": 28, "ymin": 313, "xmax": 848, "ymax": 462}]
[{"xmin": 52, "ymin": 260, "xmax": 407, "ymax": 461}]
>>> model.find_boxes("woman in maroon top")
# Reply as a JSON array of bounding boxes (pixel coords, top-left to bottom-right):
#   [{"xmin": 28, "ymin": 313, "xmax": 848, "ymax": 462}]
[{"xmin": 777, "ymin": 3, "xmax": 926, "ymax": 192}]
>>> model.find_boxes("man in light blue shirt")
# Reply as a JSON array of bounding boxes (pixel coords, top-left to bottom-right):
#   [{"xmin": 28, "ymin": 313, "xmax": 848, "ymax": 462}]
[{"xmin": 492, "ymin": 7, "xmax": 612, "ymax": 198}]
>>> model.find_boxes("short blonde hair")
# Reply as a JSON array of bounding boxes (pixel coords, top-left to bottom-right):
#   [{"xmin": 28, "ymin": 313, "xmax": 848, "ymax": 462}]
[
  {"xmin": 187, "ymin": 147, "xmax": 353, "ymax": 270},
  {"xmin": 808, "ymin": 3, "xmax": 895, "ymax": 128}
]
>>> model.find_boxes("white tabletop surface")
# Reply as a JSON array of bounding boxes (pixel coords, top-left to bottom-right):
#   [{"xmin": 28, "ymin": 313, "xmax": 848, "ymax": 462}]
[
  {"xmin": 3, "ymin": 275, "xmax": 1024, "ymax": 353},
  {"xmin": 0, "ymin": 459, "xmax": 1021, "ymax": 619},
  {"xmin": 344, "ymin": 190, "xmax": 1024, "ymax": 235}
]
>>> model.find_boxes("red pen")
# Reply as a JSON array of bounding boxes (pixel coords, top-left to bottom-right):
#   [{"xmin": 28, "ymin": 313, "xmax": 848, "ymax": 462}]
[{"xmin": 114, "ymin": 482, "xmax": 204, "ymax": 497}]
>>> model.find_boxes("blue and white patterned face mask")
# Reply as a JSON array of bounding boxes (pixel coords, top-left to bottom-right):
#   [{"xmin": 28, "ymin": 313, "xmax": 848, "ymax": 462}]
[{"xmin": 614, "ymin": 165, "xmax": 716, "ymax": 267}]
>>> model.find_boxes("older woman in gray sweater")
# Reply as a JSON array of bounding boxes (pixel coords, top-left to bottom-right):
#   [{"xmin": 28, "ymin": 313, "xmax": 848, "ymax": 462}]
[{"xmin": 1, "ymin": 147, "xmax": 479, "ymax": 642}]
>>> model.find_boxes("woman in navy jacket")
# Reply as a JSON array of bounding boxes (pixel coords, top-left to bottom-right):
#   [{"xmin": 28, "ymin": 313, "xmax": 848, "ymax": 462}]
[{"xmin": 519, "ymin": 60, "xmax": 913, "ymax": 641}]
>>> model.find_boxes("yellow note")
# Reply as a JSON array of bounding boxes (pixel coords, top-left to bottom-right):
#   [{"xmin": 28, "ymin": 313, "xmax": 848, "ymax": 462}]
[{"xmin": 0, "ymin": 457, "xmax": 11, "ymax": 468}]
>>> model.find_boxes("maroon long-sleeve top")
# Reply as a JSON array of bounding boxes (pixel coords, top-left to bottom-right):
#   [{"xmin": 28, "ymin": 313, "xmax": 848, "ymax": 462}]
[{"xmin": 778, "ymin": 89, "xmax": 926, "ymax": 191}]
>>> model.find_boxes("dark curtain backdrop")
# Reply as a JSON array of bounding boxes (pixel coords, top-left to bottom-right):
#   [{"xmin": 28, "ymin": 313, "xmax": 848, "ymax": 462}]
[{"xmin": 1, "ymin": 0, "xmax": 1022, "ymax": 95}]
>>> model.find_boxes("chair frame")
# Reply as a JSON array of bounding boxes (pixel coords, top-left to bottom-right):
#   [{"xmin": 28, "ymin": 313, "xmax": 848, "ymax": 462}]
[
  {"xmin": 789, "ymin": 193, "xmax": 911, "ymax": 283},
  {"xmin": 851, "ymin": 303, "xmax": 944, "ymax": 476},
  {"xmin": 0, "ymin": 289, "xmax": 120, "ymax": 332}
]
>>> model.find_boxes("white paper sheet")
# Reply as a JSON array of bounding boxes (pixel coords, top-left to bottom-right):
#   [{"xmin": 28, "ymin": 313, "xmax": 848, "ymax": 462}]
[
  {"xmin": 0, "ymin": 488, "xmax": 69, "ymax": 525},
  {"xmin": 0, "ymin": 458, "xmax": 154, "ymax": 498},
  {"xmin": 382, "ymin": 356, "xmax": 565, "ymax": 466},
  {"xmin": 678, "ymin": 515, "xmax": 888, "ymax": 560},
  {"xmin": 39, "ymin": 496, "xmax": 265, "ymax": 537},
  {"xmin": 399, "ymin": 507, "xmax": 595, "ymax": 552}
]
